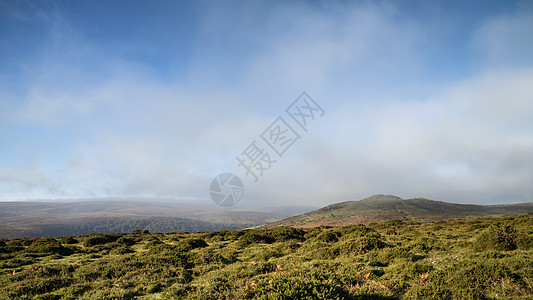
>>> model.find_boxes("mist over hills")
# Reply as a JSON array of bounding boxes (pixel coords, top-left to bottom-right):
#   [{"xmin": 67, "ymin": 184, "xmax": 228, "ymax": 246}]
[
  {"xmin": 0, "ymin": 200, "xmax": 314, "ymax": 239},
  {"xmin": 2, "ymin": 195, "xmax": 532, "ymax": 238},
  {"xmin": 266, "ymin": 194, "xmax": 533, "ymax": 228}
]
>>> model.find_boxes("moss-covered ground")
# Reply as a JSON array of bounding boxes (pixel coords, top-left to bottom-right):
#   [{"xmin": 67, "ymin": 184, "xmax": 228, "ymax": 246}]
[{"xmin": 0, "ymin": 215, "xmax": 532, "ymax": 299}]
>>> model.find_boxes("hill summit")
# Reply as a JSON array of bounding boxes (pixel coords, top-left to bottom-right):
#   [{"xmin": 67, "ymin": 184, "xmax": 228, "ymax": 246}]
[{"xmin": 265, "ymin": 194, "xmax": 533, "ymax": 228}]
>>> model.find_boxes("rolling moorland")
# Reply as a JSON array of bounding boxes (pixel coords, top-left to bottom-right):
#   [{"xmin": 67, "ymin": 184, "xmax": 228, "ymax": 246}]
[
  {"xmin": 0, "ymin": 215, "xmax": 531, "ymax": 299},
  {"xmin": 0, "ymin": 195, "xmax": 532, "ymax": 299},
  {"xmin": 0, "ymin": 200, "xmax": 313, "ymax": 239},
  {"xmin": 2, "ymin": 195, "xmax": 532, "ymax": 240}
]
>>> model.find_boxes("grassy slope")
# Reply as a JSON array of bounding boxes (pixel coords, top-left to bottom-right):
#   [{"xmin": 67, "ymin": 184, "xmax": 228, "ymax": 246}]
[
  {"xmin": 0, "ymin": 215, "xmax": 532, "ymax": 299},
  {"xmin": 265, "ymin": 195, "xmax": 533, "ymax": 228}
]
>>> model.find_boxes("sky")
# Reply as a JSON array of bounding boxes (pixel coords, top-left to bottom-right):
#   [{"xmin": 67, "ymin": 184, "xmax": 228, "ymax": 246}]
[{"xmin": 1, "ymin": 0, "xmax": 532, "ymax": 206}]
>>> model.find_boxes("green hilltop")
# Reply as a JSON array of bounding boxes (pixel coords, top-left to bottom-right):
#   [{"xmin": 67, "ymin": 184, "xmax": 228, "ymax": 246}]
[{"xmin": 266, "ymin": 194, "xmax": 533, "ymax": 228}]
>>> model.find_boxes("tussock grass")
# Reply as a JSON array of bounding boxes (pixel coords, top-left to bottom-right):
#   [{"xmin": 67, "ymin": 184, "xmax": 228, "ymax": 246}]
[{"xmin": 0, "ymin": 215, "xmax": 531, "ymax": 299}]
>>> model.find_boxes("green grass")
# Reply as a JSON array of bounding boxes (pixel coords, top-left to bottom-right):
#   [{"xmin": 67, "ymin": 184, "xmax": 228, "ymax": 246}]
[
  {"xmin": 267, "ymin": 195, "xmax": 533, "ymax": 228},
  {"xmin": 0, "ymin": 215, "xmax": 532, "ymax": 299}
]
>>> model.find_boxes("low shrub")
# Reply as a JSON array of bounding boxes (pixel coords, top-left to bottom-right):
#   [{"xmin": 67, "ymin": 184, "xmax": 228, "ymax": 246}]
[
  {"xmin": 239, "ymin": 232, "xmax": 275, "ymax": 246},
  {"xmin": 60, "ymin": 236, "xmax": 78, "ymax": 244},
  {"xmin": 180, "ymin": 238, "xmax": 208, "ymax": 250},
  {"xmin": 83, "ymin": 234, "xmax": 119, "ymax": 247},
  {"xmin": 0, "ymin": 257, "xmax": 33, "ymax": 268},
  {"xmin": 0, "ymin": 244, "xmax": 24, "ymax": 254},
  {"xmin": 339, "ymin": 233, "xmax": 387, "ymax": 256},
  {"xmin": 116, "ymin": 237, "xmax": 136, "ymax": 246},
  {"xmin": 110, "ymin": 245, "xmax": 134, "ymax": 255},
  {"xmin": 337, "ymin": 224, "xmax": 373, "ymax": 236},
  {"xmin": 267, "ymin": 227, "xmax": 306, "ymax": 242},
  {"xmin": 367, "ymin": 246, "xmax": 414, "ymax": 266},
  {"xmin": 252, "ymin": 274, "xmax": 351, "ymax": 299},
  {"xmin": 474, "ymin": 225, "xmax": 532, "ymax": 251},
  {"xmin": 27, "ymin": 239, "xmax": 74, "ymax": 256},
  {"xmin": 315, "ymin": 231, "xmax": 339, "ymax": 243}
]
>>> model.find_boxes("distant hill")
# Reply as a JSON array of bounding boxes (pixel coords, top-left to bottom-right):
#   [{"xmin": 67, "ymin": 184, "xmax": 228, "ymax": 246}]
[
  {"xmin": 0, "ymin": 215, "xmax": 247, "ymax": 239},
  {"xmin": 0, "ymin": 200, "xmax": 313, "ymax": 239},
  {"xmin": 265, "ymin": 194, "xmax": 533, "ymax": 228}
]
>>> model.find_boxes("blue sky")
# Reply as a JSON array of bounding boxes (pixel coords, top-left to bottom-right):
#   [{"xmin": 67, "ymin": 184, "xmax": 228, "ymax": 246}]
[{"xmin": 1, "ymin": 0, "xmax": 533, "ymax": 205}]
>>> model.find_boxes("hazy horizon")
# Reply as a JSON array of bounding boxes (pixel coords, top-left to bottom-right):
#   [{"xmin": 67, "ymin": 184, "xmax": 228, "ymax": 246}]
[
  {"xmin": 1, "ymin": 0, "xmax": 532, "ymax": 207},
  {"xmin": 1, "ymin": 194, "xmax": 532, "ymax": 209}
]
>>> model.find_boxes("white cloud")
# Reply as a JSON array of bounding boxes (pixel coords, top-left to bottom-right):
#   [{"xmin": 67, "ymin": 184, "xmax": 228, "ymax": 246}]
[
  {"xmin": 0, "ymin": 169, "xmax": 52, "ymax": 187},
  {"xmin": 259, "ymin": 67, "xmax": 533, "ymax": 205},
  {"xmin": 1, "ymin": 1, "xmax": 532, "ymax": 206}
]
